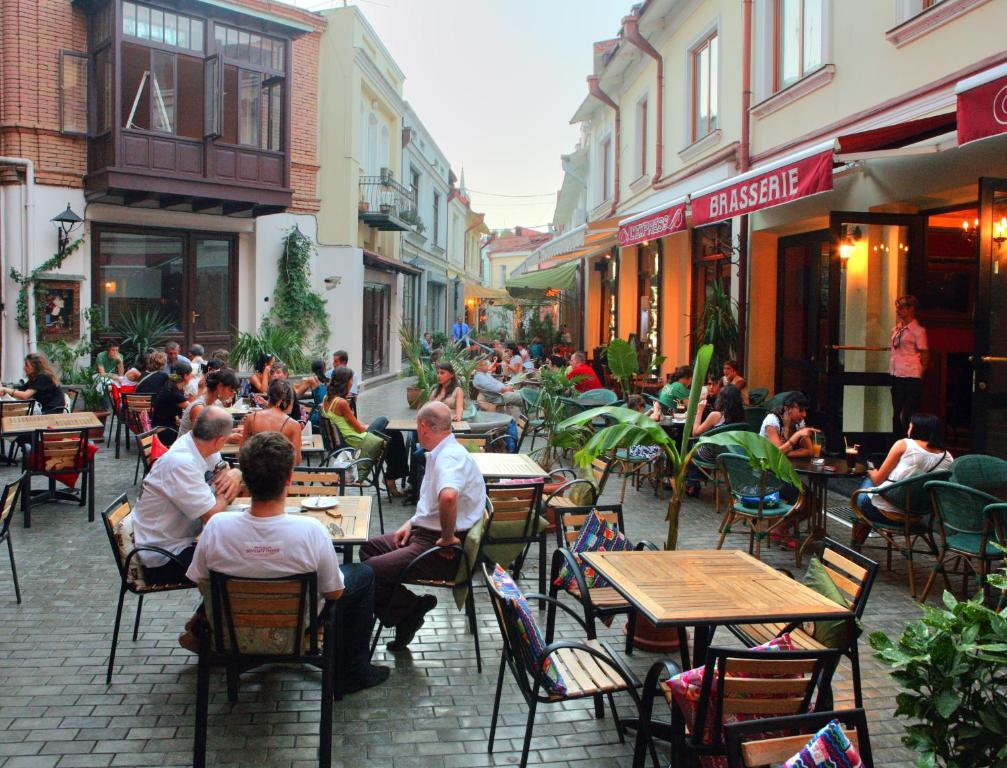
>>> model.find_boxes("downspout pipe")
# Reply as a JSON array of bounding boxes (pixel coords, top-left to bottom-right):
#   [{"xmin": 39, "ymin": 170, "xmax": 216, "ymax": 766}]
[
  {"xmin": 0, "ymin": 156, "xmax": 37, "ymax": 371},
  {"xmin": 737, "ymin": 0, "xmax": 754, "ymax": 371},
  {"xmin": 587, "ymin": 75, "xmax": 621, "ymax": 217},
  {"xmin": 623, "ymin": 13, "xmax": 664, "ymax": 184}
]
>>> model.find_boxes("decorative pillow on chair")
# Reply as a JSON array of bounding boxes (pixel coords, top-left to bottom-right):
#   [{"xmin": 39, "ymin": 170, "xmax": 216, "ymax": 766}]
[
  {"xmin": 490, "ymin": 565, "xmax": 566, "ymax": 695},
  {"xmin": 150, "ymin": 434, "xmax": 169, "ymax": 461},
  {"xmin": 802, "ymin": 556, "xmax": 853, "ymax": 648},
  {"xmin": 552, "ymin": 510, "xmax": 632, "ymax": 591},
  {"xmin": 664, "ymin": 634, "xmax": 799, "ymax": 762},
  {"xmin": 784, "ymin": 718, "xmax": 863, "ymax": 768},
  {"xmin": 112, "ymin": 514, "xmax": 146, "ymax": 588}
]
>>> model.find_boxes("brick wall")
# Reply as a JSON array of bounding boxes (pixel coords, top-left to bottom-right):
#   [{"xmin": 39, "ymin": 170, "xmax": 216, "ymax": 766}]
[{"xmin": 0, "ymin": 0, "xmax": 323, "ymax": 212}]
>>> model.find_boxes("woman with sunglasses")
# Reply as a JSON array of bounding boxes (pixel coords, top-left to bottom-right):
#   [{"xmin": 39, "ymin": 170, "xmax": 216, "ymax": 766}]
[{"xmin": 889, "ymin": 295, "xmax": 928, "ymax": 437}]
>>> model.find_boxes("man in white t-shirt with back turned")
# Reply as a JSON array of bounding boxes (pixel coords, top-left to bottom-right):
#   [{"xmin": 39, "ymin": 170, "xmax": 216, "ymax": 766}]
[
  {"xmin": 360, "ymin": 401, "xmax": 486, "ymax": 651},
  {"xmin": 186, "ymin": 431, "xmax": 388, "ymax": 693}
]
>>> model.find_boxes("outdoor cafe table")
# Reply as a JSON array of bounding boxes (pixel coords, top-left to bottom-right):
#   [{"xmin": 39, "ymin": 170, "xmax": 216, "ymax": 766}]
[
  {"xmin": 790, "ymin": 457, "xmax": 865, "ymax": 568},
  {"xmin": 471, "ymin": 452, "xmax": 547, "ymax": 480},
  {"xmin": 227, "ymin": 495, "xmax": 372, "ymax": 562},
  {"xmin": 384, "ymin": 419, "xmax": 471, "ymax": 432},
  {"xmin": 1, "ymin": 412, "xmax": 102, "ymax": 434},
  {"xmin": 581, "ymin": 549, "xmax": 854, "ymax": 670},
  {"xmin": 220, "ymin": 434, "xmax": 326, "ymax": 465}
]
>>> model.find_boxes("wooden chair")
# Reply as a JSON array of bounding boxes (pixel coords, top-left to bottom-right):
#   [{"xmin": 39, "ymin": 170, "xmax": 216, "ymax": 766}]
[
  {"xmin": 0, "ymin": 473, "xmax": 26, "ymax": 603},
  {"xmin": 717, "ymin": 452, "xmax": 804, "ymax": 563},
  {"xmin": 726, "ymin": 539, "xmax": 879, "ymax": 708},
  {"xmin": 286, "ymin": 465, "xmax": 345, "ymax": 498},
  {"xmin": 101, "ymin": 494, "xmax": 197, "ymax": 683},
  {"xmin": 135, "ymin": 427, "xmax": 176, "ymax": 484},
  {"xmin": 116, "ymin": 393, "xmax": 153, "ymax": 459},
  {"xmin": 541, "ymin": 456, "xmax": 613, "ymax": 530},
  {"xmin": 546, "ymin": 504, "xmax": 656, "ymax": 656},
  {"xmin": 724, "ymin": 709, "xmax": 874, "ymax": 768},
  {"xmin": 318, "ymin": 413, "xmax": 347, "ymax": 459},
  {"xmin": 919, "ymin": 480, "xmax": 1007, "ymax": 604},
  {"xmin": 369, "ymin": 511, "xmax": 488, "ymax": 672},
  {"xmin": 634, "ymin": 647, "xmax": 841, "ymax": 768},
  {"xmin": 484, "ymin": 482, "xmax": 546, "ymax": 594},
  {"xmin": 193, "ymin": 571, "xmax": 337, "ymax": 768},
  {"xmin": 484, "ymin": 563, "xmax": 649, "ymax": 768},
  {"xmin": 0, "ymin": 399, "xmax": 36, "ymax": 465},
  {"xmin": 21, "ymin": 428, "xmax": 96, "ymax": 528},
  {"xmin": 850, "ymin": 469, "xmax": 950, "ymax": 596}
]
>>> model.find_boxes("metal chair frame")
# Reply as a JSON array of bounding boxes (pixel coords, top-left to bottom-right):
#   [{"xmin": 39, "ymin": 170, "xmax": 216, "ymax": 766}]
[
  {"xmin": 22, "ymin": 427, "xmax": 96, "ymax": 528},
  {"xmin": 0, "ymin": 399, "xmax": 36, "ymax": 465},
  {"xmin": 0, "ymin": 473, "xmax": 26, "ymax": 603},
  {"xmin": 723, "ymin": 708, "xmax": 874, "ymax": 768}
]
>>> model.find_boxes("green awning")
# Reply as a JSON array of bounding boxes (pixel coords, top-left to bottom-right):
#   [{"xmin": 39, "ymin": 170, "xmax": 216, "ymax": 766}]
[{"xmin": 505, "ymin": 260, "xmax": 580, "ymax": 299}]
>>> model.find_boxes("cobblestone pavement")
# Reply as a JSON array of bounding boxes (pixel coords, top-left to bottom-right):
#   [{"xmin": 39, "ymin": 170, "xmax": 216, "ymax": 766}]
[{"xmin": 0, "ymin": 377, "xmax": 926, "ymax": 767}]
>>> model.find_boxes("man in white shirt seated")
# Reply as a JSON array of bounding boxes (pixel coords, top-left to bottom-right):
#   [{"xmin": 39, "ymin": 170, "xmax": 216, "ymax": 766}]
[
  {"xmin": 360, "ymin": 402, "xmax": 487, "ymax": 651},
  {"xmin": 132, "ymin": 406, "xmax": 243, "ymax": 587},
  {"xmin": 472, "ymin": 357, "xmax": 523, "ymax": 409},
  {"xmin": 185, "ymin": 432, "xmax": 389, "ymax": 693}
]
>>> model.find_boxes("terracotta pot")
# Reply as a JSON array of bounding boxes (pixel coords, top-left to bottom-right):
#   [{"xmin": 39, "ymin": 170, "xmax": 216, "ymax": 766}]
[
  {"xmin": 405, "ymin": 386, "xmax": 425, "ymax": 409},
  {"xmin": 626, "ymin": 615, "xmax": 683, "ymax": 653}
]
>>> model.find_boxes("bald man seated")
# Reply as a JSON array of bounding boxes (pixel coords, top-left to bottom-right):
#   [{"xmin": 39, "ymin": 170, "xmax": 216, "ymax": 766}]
[{"xmin": 359, "ymin": 401, "xmax": 487, "ymax": 651}]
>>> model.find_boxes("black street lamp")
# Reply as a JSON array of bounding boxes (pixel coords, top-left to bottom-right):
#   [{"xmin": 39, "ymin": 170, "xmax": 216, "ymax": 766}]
[{"xmin": 51, "ymin": 203, "xmax": 83, "ymax": 257}]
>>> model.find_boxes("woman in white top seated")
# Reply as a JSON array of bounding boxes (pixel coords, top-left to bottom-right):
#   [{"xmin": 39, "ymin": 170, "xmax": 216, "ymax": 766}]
[{"xmin": 853, "ymin": 413, "xmax": 952, "ymax": 542}]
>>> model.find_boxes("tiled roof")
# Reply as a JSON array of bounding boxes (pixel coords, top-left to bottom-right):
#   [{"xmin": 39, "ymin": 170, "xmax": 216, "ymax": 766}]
[{"xmin": 485, "ymin": 228, "xmax": 554, "ymax": 255}]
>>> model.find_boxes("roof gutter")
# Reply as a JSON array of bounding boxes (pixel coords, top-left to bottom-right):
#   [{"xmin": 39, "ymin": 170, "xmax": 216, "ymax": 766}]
[
  {"xmin": 588, "ymin": 75, "xmax": 621, "ymax": 217},
  {"xmin": 622, "ymin": 13, "xmax": 664, "ymax": 184}
]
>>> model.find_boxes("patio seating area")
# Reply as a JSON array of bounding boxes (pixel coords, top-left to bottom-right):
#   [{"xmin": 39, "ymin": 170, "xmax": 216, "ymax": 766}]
[{"xmin": 0, "ymin": 376, "xmax": 996, "ymax": 767}]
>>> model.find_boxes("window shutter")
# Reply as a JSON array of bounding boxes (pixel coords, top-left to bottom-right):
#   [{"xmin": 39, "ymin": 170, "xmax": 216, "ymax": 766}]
[
  {"xmin": 203, "ymin": 54, "xmax": 221, "ymax": 138},
  {"xmin": 59, "ymin": 51, "xmax": 89, "ymax": 136}
]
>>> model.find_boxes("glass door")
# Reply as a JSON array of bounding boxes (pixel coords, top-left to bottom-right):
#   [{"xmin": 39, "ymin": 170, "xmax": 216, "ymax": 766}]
[
  {"xmin": 190, "ymin": 237, "xmax": 234, "ymax": 354},
  {"xmin": 362, "ymin": 282, "xmax": 390, "ymax": 378},
  {"xmin": 973, "ymin": 178, "xmax": 1007, "ymax": 457},
  {"xmin": 776, "ymin": 230, "xmax": 830, "ymax": 418},
  {"xmin": 826, "ymin": 212, "xmax": 924, "ymax": 455}
]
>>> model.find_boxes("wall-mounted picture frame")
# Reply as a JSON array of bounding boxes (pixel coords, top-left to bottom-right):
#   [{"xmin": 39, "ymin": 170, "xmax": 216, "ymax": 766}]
[{"xmin": 36, "ymin": 279, "xmax": 80, "ymax": 340}]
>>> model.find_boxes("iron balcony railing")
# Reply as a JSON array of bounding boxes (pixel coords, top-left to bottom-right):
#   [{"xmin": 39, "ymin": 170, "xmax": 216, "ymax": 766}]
[{"xmin": 358, "ymin": 174, "xmax": 417, "ymax": 220}]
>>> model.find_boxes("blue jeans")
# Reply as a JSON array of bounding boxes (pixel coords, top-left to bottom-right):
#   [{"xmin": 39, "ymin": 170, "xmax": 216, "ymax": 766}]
[
  {"xmin": 338, "ymin": 563, "xmax": 375, "ymax": 680},
  {"xmin": 854, "ymin": 477, "xmax": 887, "ymax": 524}
]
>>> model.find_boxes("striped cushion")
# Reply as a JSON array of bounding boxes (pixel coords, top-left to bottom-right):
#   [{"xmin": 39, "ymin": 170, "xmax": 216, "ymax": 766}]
[{"xmin": 784, "ymin": 719, "xmax": 863, "ymax": 768}]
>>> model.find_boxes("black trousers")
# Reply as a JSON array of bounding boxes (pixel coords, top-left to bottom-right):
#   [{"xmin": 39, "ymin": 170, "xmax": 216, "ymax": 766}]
[{"xmin": 891, "ymin": 376, "xmax": 922, "ymax": 436}]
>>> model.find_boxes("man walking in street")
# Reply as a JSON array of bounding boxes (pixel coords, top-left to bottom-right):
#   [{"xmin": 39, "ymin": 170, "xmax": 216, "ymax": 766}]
[{"xmin": 451, "ymin": 316, "xmax": 470, "ymax": 347}]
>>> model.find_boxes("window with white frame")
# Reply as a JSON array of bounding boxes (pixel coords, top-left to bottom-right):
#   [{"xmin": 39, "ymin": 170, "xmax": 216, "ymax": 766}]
[
  {"xmin": 635, "ymin": 98, "xmax": 648, "ymax": 179},
  {"xmin": 600, "ymin": 136, "xmax": 612, "ymax": 202},
  {"xmin": 691, "ymin": 31, "xmax": 719, "ymax": 142},
  {"xmin": 775, "ymin": 0, "xmax": 824, "ymax": 91}
]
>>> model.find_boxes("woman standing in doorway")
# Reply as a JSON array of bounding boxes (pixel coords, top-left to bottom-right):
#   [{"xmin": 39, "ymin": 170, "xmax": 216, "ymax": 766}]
[{"xmin": 889, "ymin": 295, "xmax": 928, "ymax": 437}]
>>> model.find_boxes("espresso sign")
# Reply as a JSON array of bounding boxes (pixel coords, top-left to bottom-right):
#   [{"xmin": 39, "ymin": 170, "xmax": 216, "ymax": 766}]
[
  {"xmin": 956, "ymin": 65, "xmax": 1007, "ymax": 145},
  {"xmin": 691, "ymin": 148, "xmax": 834, "ymax": 226},
  {"xmin": 618, "ymin": 201, "xmax": 687, "ymax": 247}
]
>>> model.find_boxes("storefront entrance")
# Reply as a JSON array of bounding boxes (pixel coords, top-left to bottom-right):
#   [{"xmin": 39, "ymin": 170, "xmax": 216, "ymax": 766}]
[
  {"xmin": 974, "ymin": 177, "xmax": 1007, "ymax": 458},
  {"xmin": 362, "ymin": 282, "xmax": 390, "ymax": 378},
  {"xmin": 93, "ymin": 225, "xmax": 236, "ymax": 354}
]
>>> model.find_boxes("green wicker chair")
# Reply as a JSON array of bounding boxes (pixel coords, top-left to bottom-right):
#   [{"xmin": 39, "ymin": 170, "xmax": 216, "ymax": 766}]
[
  {"xmin": 576, "ymin": 388, "xmax": 618, "ymax": 407},
  {"xmin": 919, "ymin": 481, "xmax": 1007, "ymax": 604},
  {"xmin": 950, "ymin": 454, "xmax": 1007, "ymax": 497},
  {"xmin": 747, "ymin": 387, "xmax": 769, "ymax": 406},
  {"xmin": 849, "ymin": 469, "xmax": 951, "ymax": 597},
  {"xmin": 689, "ymin": 423, "xmax": 751, "ymax": 515},
  {"xmin": 763, "ymin": 391, "xmax": 800, "ymax": 411},
  {"xmin": 717, "ymin": 452, "xmax": 803, "ymax": 563},
  {"xmin": 744, "ymin": 406, "xmax": 769, "ymax": 434},
  {"xmin": 518, "ymin": 388, "xmax": 548, "ymax": 451}
]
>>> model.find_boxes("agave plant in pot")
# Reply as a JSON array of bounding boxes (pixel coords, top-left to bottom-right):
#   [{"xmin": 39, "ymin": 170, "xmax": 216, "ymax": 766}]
[
  {"xmin": 553, "ymin": 343, "xmax": 800, "ymax": 645},
  {"xmin": 399, "ymin": 324, "xmax": 436, "ymax": 408}
]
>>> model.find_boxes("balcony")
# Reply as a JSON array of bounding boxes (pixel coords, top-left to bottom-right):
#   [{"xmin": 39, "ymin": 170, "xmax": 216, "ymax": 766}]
[{"xmin": 358, "ymin": 174, "xmax": 416, "ymax": 232}]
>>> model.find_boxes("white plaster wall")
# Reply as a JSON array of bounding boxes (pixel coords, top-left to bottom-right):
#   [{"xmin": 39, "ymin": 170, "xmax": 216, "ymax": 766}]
[{"xmin": 1, "ymin": 184, "xmax": 88, "ymax": 381}]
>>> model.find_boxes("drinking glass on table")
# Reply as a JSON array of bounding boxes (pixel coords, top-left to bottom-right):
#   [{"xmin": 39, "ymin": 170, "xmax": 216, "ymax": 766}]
[{"xmin": 812, "ymin": 431, "xmax": 823, "ymax": 458}]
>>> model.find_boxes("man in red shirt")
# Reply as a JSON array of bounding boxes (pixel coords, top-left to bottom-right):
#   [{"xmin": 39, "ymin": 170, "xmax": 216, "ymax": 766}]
[{"xmin": 567, "ymin": 351, "xmax": 602, "ymax": 392}]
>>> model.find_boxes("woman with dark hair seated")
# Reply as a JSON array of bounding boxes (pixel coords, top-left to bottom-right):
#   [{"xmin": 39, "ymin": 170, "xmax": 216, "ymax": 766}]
[
  {"xmin": 852, "ymin": 413, "xmax": 952, "ymax": 545},
  {"xmin": 759, "ymin": 391, "xmax": 817, "ymax": 507},
  {"xmin": 430, "ymin": 362, "xmax": 465, "ymax": 422},
  {"xmin": 151, "ymin": 361, "xmax": 194, "ymax": 446},
  {"xmin": 248, "ymin": 353, "xmax": 274, "ymax": 395},
  {"xmin": 241, "ymin": 379, "xmax": 303, "ymax": 466},
  {"xmin": 322, "ymin": 366, "xmax": 409, "ymax": 497},
  {"xmin": 685, "ymin": 384, "xmax": 746, "ymax": 496}
]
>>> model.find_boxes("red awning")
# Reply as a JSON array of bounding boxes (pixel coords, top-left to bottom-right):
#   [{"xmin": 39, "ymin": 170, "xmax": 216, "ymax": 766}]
[
  {"xmin": 836, "ymin": 112, "xmax": 957, "ymax": 153},
  {"xmin": 617, "ymin": 200, "xmax": 687, "ymax": 247},
  {"xmin": 956, "ymin": 62, "xmax": 1007, "ymax": 145},
  {"xmin": 363, "ymin": 249, "xmax": 422, "ymax": 276},
  {"xmin": 690, "ymin": 139, "xmax": 835, "ymax": 227}
]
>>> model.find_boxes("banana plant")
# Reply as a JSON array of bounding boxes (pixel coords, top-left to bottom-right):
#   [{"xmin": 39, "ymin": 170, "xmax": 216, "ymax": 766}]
[{"xmin": 554, "ymin": 344, "xmax": 799, "ymax": 549}]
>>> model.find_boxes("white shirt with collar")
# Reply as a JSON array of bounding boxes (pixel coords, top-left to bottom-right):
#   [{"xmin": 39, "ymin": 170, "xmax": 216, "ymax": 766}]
[
  {"xmin": 411, "ymin": 434, "xmax": 486, "ymax": 533},
  {"xmin": 132, "ymin": 432, "xmax": 221, "ymax": 567}
]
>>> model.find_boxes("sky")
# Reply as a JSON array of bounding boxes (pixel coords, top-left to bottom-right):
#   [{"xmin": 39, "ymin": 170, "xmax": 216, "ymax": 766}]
[{"xmin": 290, "ymin": 0, "xmax": 626, "ymax": 230}]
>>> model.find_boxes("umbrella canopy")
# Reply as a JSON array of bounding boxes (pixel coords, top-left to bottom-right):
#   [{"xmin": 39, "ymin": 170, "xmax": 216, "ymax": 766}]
[{"xmin": 505, "ymin": 260, "xmax": 580, "ymax": 299}]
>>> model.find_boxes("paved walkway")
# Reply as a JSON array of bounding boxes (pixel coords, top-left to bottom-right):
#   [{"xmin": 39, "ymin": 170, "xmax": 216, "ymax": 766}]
[{"xmin": 0, "ymin": 378, "xmax": 925, "ymax": 766}]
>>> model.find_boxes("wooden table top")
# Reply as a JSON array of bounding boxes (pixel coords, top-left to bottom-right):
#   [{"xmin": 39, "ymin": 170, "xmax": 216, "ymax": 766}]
[
  {"xmin": 2, "ymin": 412, "xmax": 102, "ymax": 434},
  {"xmin": 220, "ymin": 434, "xmax": 324, "ymax": 456},
  {"xmin": 582, "ymin": 549, "xmax": 852, "ymax": 627},
  {"xmin": 385, "ymin": 419, "xmax": 471, "ymax": 432},
  {"xmin": 229, "ymin": 495, "xmax": 371, "ymax": 544},
  {"xmin": 472, "ymin": 452, "xmax": 547, "ymax": 478}
]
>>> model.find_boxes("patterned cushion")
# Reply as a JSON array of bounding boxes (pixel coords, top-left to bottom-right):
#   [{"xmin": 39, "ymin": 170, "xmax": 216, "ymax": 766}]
[
  {"xmin": 665, "ymin": 634, "xmax": 799, "ymax": 768},
  {"xmin": 112, "ymin": 514, "xmax": 147, "ymax": 588},
  {"xmin": 490, "ymin": 565, "xmax": 566, "ymax": 695},
  {"xmin": 784, "ymin": 719, "xmax": 863, "ymax": 768},
  {"xmin": 553, "ymin": 510, "xmax": 633, "ymax": 591},
  {"xmin": 198, "ymin": 581, "xmax": 312, "ymax": 656}
]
